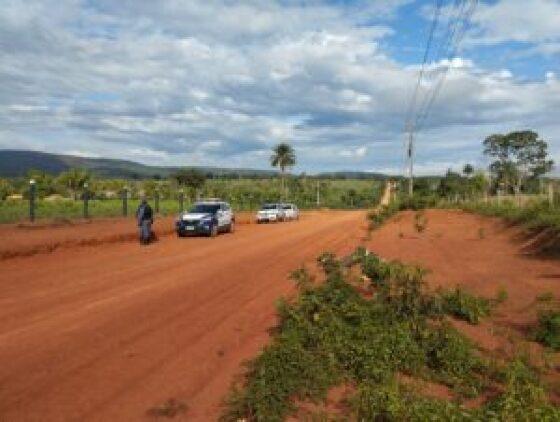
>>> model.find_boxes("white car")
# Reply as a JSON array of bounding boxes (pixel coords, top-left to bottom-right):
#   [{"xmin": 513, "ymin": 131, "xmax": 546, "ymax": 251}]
[
  {"xmin": 256, "ymin": 203, "xmax": 285, "ymax": 223},
  {"xmin": 282, "ymin": 203, "xmax": 299, "ymax": 221},
  {"xmin": 176, "ymin": 200, "xmax": 235, "ymax": 237}
]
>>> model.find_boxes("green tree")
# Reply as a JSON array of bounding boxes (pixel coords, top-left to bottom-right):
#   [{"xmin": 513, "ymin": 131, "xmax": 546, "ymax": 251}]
[
  {"xmin": 172, "ymin": 168, "xmax": 206, "ymax": 200},
  {"xmin": 57, "ymin": 168, "xmax": 91, "ymax": 200},
  {"xmin": 270, "ymin": 143, "xmax": 296, "ymax": 198},
  {"xmin": 27, "ymin": 169, "xmax": 57, "ymax": 198},
  {"xmin": 483, "ymin": 131, "xmax": 553, "ymax": 194},
  {"xmin": 438, "ymin": 169, "xmax": 466, "ymax": 199},
  {"xmin": 0, "ymin": 178, "xmax": 11, "ymax": 200},
  {"xmin": 462, "ymin": 164, "xmax": 474, "ymax": 178}
]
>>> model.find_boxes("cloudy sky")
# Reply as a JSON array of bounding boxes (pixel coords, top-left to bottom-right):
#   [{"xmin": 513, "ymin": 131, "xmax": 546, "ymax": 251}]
[{"xmin": 1, "ymin": 0, "xmax": 559, "ymax": 174}]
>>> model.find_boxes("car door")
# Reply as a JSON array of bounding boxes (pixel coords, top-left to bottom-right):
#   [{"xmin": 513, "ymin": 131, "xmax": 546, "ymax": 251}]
[{"xmin": 218, "ymin": 203, "xmax": 232, "ymax": 228}]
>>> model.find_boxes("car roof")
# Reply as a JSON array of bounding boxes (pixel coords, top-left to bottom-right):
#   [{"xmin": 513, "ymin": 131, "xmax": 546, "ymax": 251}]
[{"xmin": 195, "ymin": 200, "xmax": 227, "ymax": 205}]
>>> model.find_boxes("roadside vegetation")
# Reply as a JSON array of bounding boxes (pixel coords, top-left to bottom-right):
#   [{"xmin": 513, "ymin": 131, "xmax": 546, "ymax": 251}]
[
  {"xmin": 221, "ymin": 250, "xmax": 559, "ymax": 421},
  {"xmin": 0, "ymin": 175, "xmax": 382, "ymax": 223},
  {"xmin": 460, "ymin": 199, "xmax": 560, "ymax": 232}
]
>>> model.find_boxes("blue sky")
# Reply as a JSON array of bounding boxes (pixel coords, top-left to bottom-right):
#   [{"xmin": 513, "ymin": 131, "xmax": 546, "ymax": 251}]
[{"xmin": 0, "ymin": 0, "xmax": 558, "ymax": 174}]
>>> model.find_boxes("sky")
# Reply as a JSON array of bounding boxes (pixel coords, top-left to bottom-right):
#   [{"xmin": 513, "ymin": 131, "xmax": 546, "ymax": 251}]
[{"xmin": 0, "ymin": 0, "xmax": 559, "ymax": 175}]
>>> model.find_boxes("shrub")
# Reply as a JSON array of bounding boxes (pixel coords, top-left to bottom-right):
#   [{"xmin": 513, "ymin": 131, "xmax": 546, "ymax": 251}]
[
  {"xmin": 414, "ymin": 211, "xmax": 428, "ymax": 233},
  {"xmin": 440, "ymin": 288, "xmax": 491, "ymax": 324},
  {"xmin": 534, "ymin": 310, "xmax": 560, "ymax": 350},
  {"xmin": 222, "ymin": 250, "xmax": 557, "ymax": 421},
  {"xmin": 485, "ymin": 359, "xmax": 560, "ymax": 420}
]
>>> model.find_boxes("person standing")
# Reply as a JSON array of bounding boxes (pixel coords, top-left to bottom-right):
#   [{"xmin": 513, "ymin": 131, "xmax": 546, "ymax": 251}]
[{"xmin": 136, "ymin": 198, "xmax": 154, "ymax": 244}]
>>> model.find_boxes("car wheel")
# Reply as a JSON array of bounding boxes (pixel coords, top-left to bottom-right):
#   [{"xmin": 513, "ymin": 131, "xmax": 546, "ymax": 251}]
[
  {"xmin": 228, "ymin": 220, "xmax": 235, "ymax": 233},
  {"xmin": 209, "ymin": 225, "xmax": 218, "ymax": 237}
]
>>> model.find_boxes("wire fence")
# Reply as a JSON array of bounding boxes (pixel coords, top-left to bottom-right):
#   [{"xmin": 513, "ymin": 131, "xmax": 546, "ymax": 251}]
[{"xmin": 0, "ymin": 181, "xmax": 383, "ymax": 224}]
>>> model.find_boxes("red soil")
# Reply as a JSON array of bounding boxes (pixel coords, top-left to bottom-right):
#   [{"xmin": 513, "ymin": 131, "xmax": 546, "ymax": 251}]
[
  {"xmin": 367, "ymin": 209, "xmax": 560, "ymax": 403},
  {"xmin": 0, "ymin": 210, "xmax": 366, "ymax": 421},
  {"xmin": 1, "ymin": 208, "xmax": 559, "ymax": 421}
]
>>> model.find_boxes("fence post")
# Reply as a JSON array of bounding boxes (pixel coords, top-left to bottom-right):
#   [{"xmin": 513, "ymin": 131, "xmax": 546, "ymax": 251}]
[
  {"xmin": 29, "ymin": 179, "xmax": 36, "ymax": 223},
  {"xmin": 179, "ymin": 189, "xmax": 184, "ymax": 213},
  {"xmin": 83, "ymin": 183, "xmax": 89, "ymax": 219},
  {"xmin": 155, "ymin": 190, "xmax": 160, "ymax": 214},
  {"xmin": 548, "ymin": 183, "xmax": 554, "ymax": 206},
  {"xmin": 122, "ymin": 187, "xmax": 128, "ymax": 217}
]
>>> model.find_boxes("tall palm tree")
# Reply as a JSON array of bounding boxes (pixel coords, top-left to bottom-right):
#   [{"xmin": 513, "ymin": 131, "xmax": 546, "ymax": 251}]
[{"xmin": 270, "ymin": 143, "xmax": 296, "ymax": 199}]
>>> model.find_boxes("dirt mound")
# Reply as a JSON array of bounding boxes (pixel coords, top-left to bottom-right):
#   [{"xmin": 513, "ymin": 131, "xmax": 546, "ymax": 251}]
[{"xmin": 367, "ymin": 209, "xmax": 560, "ymax": 403}]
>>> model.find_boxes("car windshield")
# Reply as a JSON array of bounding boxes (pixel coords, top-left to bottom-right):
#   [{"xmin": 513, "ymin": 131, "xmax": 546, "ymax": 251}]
[
  {"xmin": 261, "ymin": 204, "xmax": 278, "ymax": 210},
  {"xmin": 189, "ymin": 204, "xmax": 220, "ymax": 214},
  {"xmin": 283, "ymin": 205, "xmax": 292, "ymax": 209}
]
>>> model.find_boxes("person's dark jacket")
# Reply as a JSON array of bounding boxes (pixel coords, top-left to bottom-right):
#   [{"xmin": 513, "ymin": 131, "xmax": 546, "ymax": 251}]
[{"xmin": 136, "ymin": 203, "xmax": 153, "ymax": 226}]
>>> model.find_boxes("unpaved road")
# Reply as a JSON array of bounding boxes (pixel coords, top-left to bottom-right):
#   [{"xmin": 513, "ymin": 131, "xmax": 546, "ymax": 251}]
[{"xmin": 0, "ymin": 210, "xmax": 366, "ymax": 421}]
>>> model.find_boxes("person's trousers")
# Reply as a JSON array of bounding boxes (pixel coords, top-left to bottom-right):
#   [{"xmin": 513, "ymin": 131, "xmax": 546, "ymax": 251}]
[{"xmin": 139, "ymin": 220, "xmax": 152, "ymax": 243}]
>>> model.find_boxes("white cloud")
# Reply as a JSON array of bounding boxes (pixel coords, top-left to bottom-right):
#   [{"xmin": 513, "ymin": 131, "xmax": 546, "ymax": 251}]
[
  {"xmin": 0, "ymin": 0, "xmax": 558, "ymax": 174},
  {"xmin": 472, "ymin": 0, "xmax": 560, "ymax": 45}
]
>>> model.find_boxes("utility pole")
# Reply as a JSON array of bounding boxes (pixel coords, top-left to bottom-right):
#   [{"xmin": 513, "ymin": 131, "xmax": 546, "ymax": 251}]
[
  {"xmin": 316, "ymin": 180, "xmax": 320, "ymax": 207},
  {"xmin": 407, "ymin": 132, "xmax": 414, "ymax": 197}
]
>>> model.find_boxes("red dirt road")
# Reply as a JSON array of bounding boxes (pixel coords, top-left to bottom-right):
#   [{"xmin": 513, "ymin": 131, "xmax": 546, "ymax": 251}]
[{"xmin": 0, "ymin": 211, "xmax": 366, "ymax": 421}]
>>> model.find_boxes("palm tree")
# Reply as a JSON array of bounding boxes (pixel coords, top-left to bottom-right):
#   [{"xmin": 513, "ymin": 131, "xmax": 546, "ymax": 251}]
[{"xmin": 270, "ymin": 143, "xmax": 296, "ymax": 198}]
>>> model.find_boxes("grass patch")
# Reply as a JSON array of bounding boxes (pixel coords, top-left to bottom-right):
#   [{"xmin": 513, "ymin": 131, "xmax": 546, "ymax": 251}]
[
  {"xmin": 535, "ymin": 310, "xmax": 560, "ymax": 351},
  {"xmin": 460, "ymin": 199, "xmax": 560, "ymax": 233}
]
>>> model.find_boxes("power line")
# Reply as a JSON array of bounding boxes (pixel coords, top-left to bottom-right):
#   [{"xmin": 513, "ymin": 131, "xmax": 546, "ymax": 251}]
[
  {"xmin": 404, "ymin": 0, "xmax": 443, "ymax": 196},
  {"xmin": 404, "ymin": 0, "xmax": 478, "ymax": 195},
  {"xmin": 415, "ymin": 0, "xmax": 478, "ymax": 132}
]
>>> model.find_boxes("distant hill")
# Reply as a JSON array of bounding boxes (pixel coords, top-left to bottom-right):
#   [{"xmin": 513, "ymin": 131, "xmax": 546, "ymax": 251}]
[
  {"xmin": 0, "ymin": 149, "xmax": 391, "ymax": 180},
  {"xmin": 0, "ymin": 150, "xmax": 277, "ymax": 179}
]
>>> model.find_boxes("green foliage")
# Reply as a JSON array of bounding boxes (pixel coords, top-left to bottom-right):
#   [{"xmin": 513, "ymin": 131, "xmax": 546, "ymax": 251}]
[
  {"xmin": 366, "ymin": 201, "xmax": 400, "ymax": 230},
  {"xmin": 440, "ymin": 288, "xmax": 491, "ymax": 325},
  {"xmin": 0, "ymin": 178, "xmax": 11, "ymax": 200},
  {"xmin": 485, "ymin": 359, "xmax": 560, "ymax": 420},
  {"xmin": 57, "ymin": 168, "xmax": 91, "ymax": 199},
  {"xmin": 461, "ymin": 199, "xmax": 560, "ymax": 233},
  {"xmin": 290, "ymin": 266, "xmax": 315, "ymax": 292},
  {"xmin": 354, "ymin": 380, "xmax": 473, "ymax": 421},
  {"xmin": 171, "ymin": 168, "xmax": 206, "ymax": 197},
  {"xmin": 535, "ymin": 310, "xmax": 560, "ymax": 350},
  {"xmin": 423, "ymin": 325, "xmax": 486, "ymax": 396},
  {"xmin": 0, "ymin": 177, "xmax": 381, "ymax": 223},
  {"xmin": 484, "ymin": 131, "xmax": 553, "ymax": 194},
  {"xmin": 222, "ymin": 252, "xmax": 524, "ymax": 421},
  {"xmin": 270, "ymin": 143, "xmax": 296, "ymax": 173},
  {"xmin": 398, "ymin": 193, "xmax": 439, "ymax": 211}
]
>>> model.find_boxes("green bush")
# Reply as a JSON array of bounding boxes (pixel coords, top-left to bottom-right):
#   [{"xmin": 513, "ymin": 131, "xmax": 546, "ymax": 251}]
[
  {"xmin": 221, "ymin": 252, "xmax": 509, "ymax": 421},
  {"xmin": 440, "ymin": 288, "xmax": 491, "ymax": 324},
  {"xmin": 461, "ymin": 199, "xmax": 560, "ymax": 233},
  {"xmin": 535, "ymin": 310, "xmax": 560, "ymax": 350},
  {"xmin": 485, "ymin": 359, "xmax": 560, "ymax": 420}
]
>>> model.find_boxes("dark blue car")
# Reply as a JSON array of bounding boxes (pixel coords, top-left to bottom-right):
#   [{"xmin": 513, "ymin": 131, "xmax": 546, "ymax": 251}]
[{"xmin": 176, "ymin": 201, "xmax": 235, "ymax": 237}]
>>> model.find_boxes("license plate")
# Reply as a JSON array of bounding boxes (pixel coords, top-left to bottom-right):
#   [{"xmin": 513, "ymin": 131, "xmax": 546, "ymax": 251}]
[{"xmin": 186, "ymin": 226, "xmax": 195, "ymax": 231}]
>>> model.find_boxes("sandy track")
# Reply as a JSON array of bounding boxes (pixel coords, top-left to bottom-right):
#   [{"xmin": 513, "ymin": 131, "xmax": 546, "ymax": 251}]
[{"xmin": 0, "ymin": 210, "xmax": 366, "ymax": 421}]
